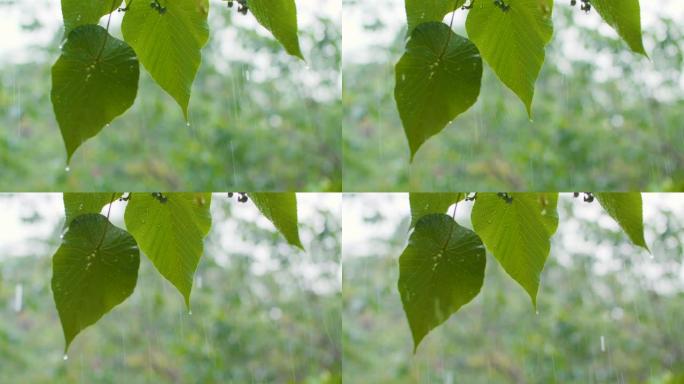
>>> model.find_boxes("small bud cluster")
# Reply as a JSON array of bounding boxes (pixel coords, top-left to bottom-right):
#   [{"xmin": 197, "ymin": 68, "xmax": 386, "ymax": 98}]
[
  {"xmin": 493, "ymin": 0, "xmax": 511, "ymax": 12},
  {"xmin": 571, "ymin": 0, "xmax": 591, "ymax": 13},
  {"xmin": 497, "ymin": 193, "xmax": 514, "ymax": 204},
  {"xmin": 224, "ymin": 0, "xmax": 249, "ymax": 15},
  {"xmin": 573, "ymin": 192, "xmax": 595, "ymax": 203},
  {"xmin": 151, "ymin": 192, "xmax": 169, "ymax": 203},
  {"xmin": 228, "ymin": 192, "xmax": 249, "ymax": 203},
  {"xmin": 150, "ymin": 0, "xmax": 167, "ymax": 14},
  {"xmin": 462, "ymin": 0, "xmax": 475, "ymax": 10}
]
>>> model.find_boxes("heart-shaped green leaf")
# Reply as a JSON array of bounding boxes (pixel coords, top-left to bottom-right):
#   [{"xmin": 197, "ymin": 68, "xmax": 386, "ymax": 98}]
[
  {"xmin": 61, "ymin": 0, "xmax": 121, "ymax": 35},
  {"xmin": 249, "ymin": 0, "xmax": 303, "ymax": 59},
  {"xmin": 63, "ymin": 193, "xmax": 121, "ymax": 227},
  {"xmin": 471, "ymin": 193, "xmax": 559, "ymax": 306},
  {"xmin": 596, "ymin": 193, "xmax": 648, "ymax": 250},
  {"xmin": 398, "ymin": 213, "xmax": 486, "ymax": 352},
  {"xmin": 409, "ymin": 192, "xmax": 464, "ymax": 228},
  {"xmin": 121, "ymin": 0, "xmax": 210, "ymax": 119},
  {"xmin": 52, "ymin": 213, "xmax": 140, "ymax": 352},
  {"xmin": 249, "ymin": 193, "xmax": 303, "ymax": 249},
  {"xmin": 124, "ymin": 193, "xmax": 212, "ymax": 308},
  {"xmin": 395, "ymin": 22, "xmax": 483, "ymax": 160},
  {"xmin": 466, "ymin": 0, "xmax": 554, "ymax": 116},
  {"xmin": 405, "ymin": 0, "xmax": 465, "ymax": 35},
  {"xmin": 51, "ymin": 24, "xmax": 140, "ymax": 163},
  {"xmin": 591, "ymin": 0, "xmax": 647, "ymax": 56}
]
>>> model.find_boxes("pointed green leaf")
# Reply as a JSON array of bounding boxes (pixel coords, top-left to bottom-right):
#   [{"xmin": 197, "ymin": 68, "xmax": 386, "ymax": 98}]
[
  {"xmin": 592, "ymin": 0, "xmax": 647, "ymax": 56},
  {"xmin": 249, "ymin": 193, "xmax": 303, "ymax": 249},
  {"xmin": 52, "ymin": 213, "xmax": 140, "ymax": 352},
  {"xmin": 121, "ymin": 0, "xmax": 210, "ymax": 119},
  {"xmin": 409, "ymin": 192, "xmax": 464, "ymax": 228},
  {"xmin": 395, "ymin": 22, "xmax": 483, "ymax": 160},
  {"xmin": 249, "ymin": 0, "xmax": 303, "ymax": 59},
  {"xmin": 596, "ymin": 193, "xmax": 648, "ymax": 250},
  {"xmin": 405, "ymin": 0, "xmax": 465, "ymax": 35},
  {"xmin": 51, "ymin": 25, "xmax": 140, "ymax": 163},
  {"xmin": 398, "ymin": 214, "xmax": 486, "ymax": 352},
  {"xmin": 61, "ymin": 0, "xmax": 121, "ymax": 35},
  {"xmin": 124, "ymin": 193, "xmax": 212, "ymax": 307},
  {"xmin": 466, "ymin": 0, "xmax": 554, "ymax": 116},
  {"xmin": 64, "ymin": 192, "xmax": 121, "ymax": 227},
  {"xmin": 471, "ymin": 193, "xmax": 559, "ymax": 306}
]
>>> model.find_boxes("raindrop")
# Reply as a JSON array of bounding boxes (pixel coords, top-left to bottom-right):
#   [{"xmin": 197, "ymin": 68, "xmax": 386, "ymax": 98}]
[
  {"xmin": 186, "ymin": 122, "xmax": 191, "ymax": 127},
  {"xmin": 65, "ymin": 166, "xmax": 71, "ymax": 173},
  {"xmin": 600, "ymin": 335, "xmax": 606, "ymax": 352},
  {"xmin": 63, "ymin": 354, "xmax": 69, "ymax": 361},
  {"xmin": 188, "ymin": 310, "xmax": 193, "ymax": 316}
]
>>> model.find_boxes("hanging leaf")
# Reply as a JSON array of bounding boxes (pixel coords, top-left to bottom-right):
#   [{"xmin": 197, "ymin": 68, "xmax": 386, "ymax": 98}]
[
  {"xmin": 124, "ymin": 193, "xmax": 212, "ymax": 308},
  {"xmin": 51, "ymin": 25, "xmax": 140, "ymax": 164},
  {"xmin": 591, "ymin": 0, "xmax": 647, "ymax": 56},
  {"xmin": 52, "ymin": 213, "xmax": 140, "ymax": 352},
  {"xmin": 61, "ymin": 0, "xmax": 121, "ymax": 35},
  {"xmin": 395, "ymin": 22, "xmax": 482, "ymax": 160},
  {"xmin": 249, "ymin": 0, "xmax": 304, "ymax": 59},
  {"xmin": 465, "ymin": 0, "xmax": 554, "ymax": 116},
  {"xmin": 596, "ymin": 193, "xmax": 649, "ymax": 250},
  {"xmin": 471, "ymin": 193, "xmax": 559, "ymax": 306},
  {"xmin": 409, "ymin": 192, "xmax": 464, "ymax": 228},
  {"xmin": 63, "ymin": 193, "xmax": 121, "ymax": 227},
  {"xmin": 121, "ymin": 0, "xmax": 210, "ymax": 119},
  {"xmin": 405, "ymin": 0, "xmax": 465, "ymax": 35},
  {"xmin": 249, "ymin": 193, "xmax": 304, "ymax": 249},
  {"xmin": 398, "ymin": 213, "xmax": 486, "ymax": 352}
]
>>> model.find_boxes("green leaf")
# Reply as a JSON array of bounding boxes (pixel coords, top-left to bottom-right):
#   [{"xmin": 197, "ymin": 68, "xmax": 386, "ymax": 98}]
[
  {"xmin": 591, "ymin": 0, "xmax": 647, "ymax": 56},
  {"xmin": 124, "ymin": 193, "xmax": 212, "ymax": 307},
  {"xmin": 61, "ymin": 0, "xmax": 121, "ymax": 35},
  {"xmin": 121, "ymin": 0, "xmax": 210, "ymax": 119},
  {"xmin": 465, "ymin": 0, "xmax": 554, "ymax": 116},
  {"xmin": 51, "ymin": 25, "xmax": 140, "ymax": 164},
  {"xmin": 471, "ymin": 193, "xmax": 559, "ymax": 306},
  {"xmin": 248, "ymin": 0, "xmax": 304, "ymax": 59},
  {"xmin": 596, "ymin": 193, "xmax": 648, "ymax": 250},
  {"xmin": 249, "ymin": 193, "xmax": 303, "ymax": 249},
  {"xmin": 395, "ymin": 22, "xmax": 483, "ymax": 160},
  {"xmin": 52, "ymin": 213, "xmax": 140, "ymax": 352},
  {"xmin": 405, "ymin": 0, "xmax": 465, "ymax": 35},
  {"xmin": 398, "ymin": 213, "xmax": 486, "ymax": 352},
  {"xmin": 63, "ymin": 192, "xmax": 121, "ymax": 227},
  {"xmin": 409, "ymin": 192, "xmax": 464, "ymax": 228}
]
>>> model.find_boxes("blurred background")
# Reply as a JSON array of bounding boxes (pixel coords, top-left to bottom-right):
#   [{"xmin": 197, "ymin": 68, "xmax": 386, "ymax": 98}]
[
  {"xmin": 343, "ymin": 193, "xmax": 684, "ymax": 383},
  {"xmin": 0, "ymin": 0, "xmax": 341, "ymax": 191},
  {"xmin": 0, "ymin": 193, "xmax": 341, "ymax": 383},
  {"xmin": 343, "ymin": 0, "xmax": 684, "ymax": 191}
]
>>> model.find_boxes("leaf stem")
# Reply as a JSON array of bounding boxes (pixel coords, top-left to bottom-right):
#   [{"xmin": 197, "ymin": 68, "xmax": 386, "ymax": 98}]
[
  {"xmin": 438, "ymin": 0, "xmax": 465, "ymax": 58},
  {"xmin": 440, "ymin": 193, "xmax": 464, "ymax": 252},
  {"xmin": 96, "ymin": 0, "xmax": 119, "ymax": 61},
  {"xmin": 96, "ymin": 193, "xmax": 118, "ymax": 249}
]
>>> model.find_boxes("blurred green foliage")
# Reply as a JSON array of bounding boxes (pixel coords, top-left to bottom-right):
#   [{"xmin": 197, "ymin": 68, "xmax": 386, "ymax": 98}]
[
  {"xmin": 0, "ymin": 195, "xmax": 341, "ymax": 383},
  {"xmin": 0, "ymin": 2, "xmax": 341, "ymax": 191},
  {"xmin": 343, "ymin": 194, "xmax": 684, "ymax": 383},
  {"xmin": 343, "ymin": 6, "xmax": 684, "ymax": 191}
]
